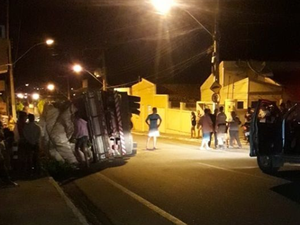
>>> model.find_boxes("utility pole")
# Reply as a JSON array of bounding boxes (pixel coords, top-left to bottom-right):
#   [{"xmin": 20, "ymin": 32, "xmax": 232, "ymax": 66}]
[
  {"xmin": 67, "ymin": 75, "xmax": 70, "ymax": 100},
  {"xmin": 212, "ymin": 0, "xmax": 220, "ymax": 83},
  {"xmin": 6, "ymin": 0, "xmax": 16, "ymax": 120},
  {"xmin": 102, "ymin": 50, "xmax": 107, "ymax": 91}
]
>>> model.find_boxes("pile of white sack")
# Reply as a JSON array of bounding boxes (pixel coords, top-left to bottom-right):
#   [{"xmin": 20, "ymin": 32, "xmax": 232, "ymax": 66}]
[{"xmin": 39, "ymin": 102, "xmax": 78, "ymax": 164}]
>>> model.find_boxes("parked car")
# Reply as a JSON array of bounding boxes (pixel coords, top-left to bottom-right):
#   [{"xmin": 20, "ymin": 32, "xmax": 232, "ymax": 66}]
[{"xmin": 250, "ymin": 99, "xmax": 300, "ymax": 173}]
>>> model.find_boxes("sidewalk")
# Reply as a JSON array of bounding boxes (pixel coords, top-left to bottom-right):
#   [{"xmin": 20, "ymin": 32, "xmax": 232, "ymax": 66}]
[
  {"xmin": 132, "ymin": 130, "xmax": 250, "ymax": 149},
  {"xmin": 0, "ymin": 177, "xmax": 88, "ymax": 225}
]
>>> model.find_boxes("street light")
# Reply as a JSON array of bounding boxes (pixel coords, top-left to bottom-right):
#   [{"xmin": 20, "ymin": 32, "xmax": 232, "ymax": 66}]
[
  {"xmin": 13, "ymin": 38, "xmax": 55, "ymax": 65},
  {"xmin": 47, "ymin": 83, "xmax": 55, "ymax": 91},
  {"xmin": 150, "ymin": 1, "xmax": 220, "ymax": 83},
  {"xmin": 46, "ymin": 39, "xmax": 54, "ymax": 45},
  {"xmin": 151, "ymin": 0, "xmax": 174, "ymax": 15},
  {"xmin": 73, "ymin": 64, "xmax": 83, "ymax": 73},
  {"xmin": 32, "ymin": 93, "xmax": 40, "ymax": 100},
  {"xmin": 16, "ymin": 93, "xmax": 24, "ymax": 99},
  {"xmin": 7, "ymin": 38, "xmax": 55, "ymax": 120},
  {"xmin": 72, "ymin": 64, "xmax": 106, "ymax": 90}
]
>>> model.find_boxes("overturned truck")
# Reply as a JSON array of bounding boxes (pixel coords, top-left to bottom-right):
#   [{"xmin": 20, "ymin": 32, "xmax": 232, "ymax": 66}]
[{"xmin": 40, "ymin": 90, "xmax": 140, "ymax": 165}]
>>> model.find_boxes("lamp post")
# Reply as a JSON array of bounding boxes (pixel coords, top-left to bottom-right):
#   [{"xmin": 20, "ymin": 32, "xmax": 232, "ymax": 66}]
[
  {"xmin": 6, "ymin": 39, "xmax": 54, "ymax": 120},
  {"xmin": 72, "ymin": 64, "xmax": 105, "ymax": 89},
  {"xmin": 13, "ymin": 39, "xmax": 54, "ymax": 65},
  {"xmin": 151, "ymin": 0, "xmax": 220, "ymax": 82}
]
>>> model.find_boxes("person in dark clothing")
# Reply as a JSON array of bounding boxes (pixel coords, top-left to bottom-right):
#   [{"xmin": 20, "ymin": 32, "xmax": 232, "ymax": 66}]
[
  {"xmin": 191, "ymin": 112, "xmax": 196, "ymax": 138},
  {"xmin": 23, "ymin": 114, "xmax": 41, "ymax": 175},
  {"xmin": 3, "ymin": 128, "xmax": 14, "ymax": 171},
  {"xmin": 245, "ymin": 107, "xmax": 253, "ymax": 123},
  {"xmin": 0, "ymin": 124, "xmax": 18, "ymax": 187},
  {"xmin": 13, "ymin": 111, "xmax": 27, "ymax": 173},
  {"xmin": 208, "ymin": 109, "xmax": 218, "ymax": 148}
]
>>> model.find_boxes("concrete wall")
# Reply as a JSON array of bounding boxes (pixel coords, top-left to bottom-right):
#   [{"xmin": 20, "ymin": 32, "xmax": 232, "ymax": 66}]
[
  {"xmin": 131, "ymin": 79, "xmax": 192, "ymax": 136},
  {"xmin": 165, "ymin": 108, "xmax": 191, "ymax": 135}
]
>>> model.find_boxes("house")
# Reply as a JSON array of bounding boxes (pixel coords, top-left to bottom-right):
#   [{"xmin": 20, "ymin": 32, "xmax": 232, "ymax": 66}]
[{"xmin": 200, "ymin": 61, "xmax": 283, "ymax": 119}]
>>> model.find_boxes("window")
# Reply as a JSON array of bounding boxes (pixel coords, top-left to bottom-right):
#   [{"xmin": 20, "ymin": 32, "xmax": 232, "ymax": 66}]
[{"xmin": 237, "ymin": 101, "xmax": 244, "ymax": 109}]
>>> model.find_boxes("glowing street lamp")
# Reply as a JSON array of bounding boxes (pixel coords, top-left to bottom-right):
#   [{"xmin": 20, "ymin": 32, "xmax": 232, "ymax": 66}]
[
  {"xmin": 32, "ymin": 93, "xmax": 40, "ymax": 100},
  {"xmin": 45, "ymin": 39, "xmax": 54, "ymax": 46},
  {"xmin": 13, "ymin": 39, "xmax": 55, "ymax": 65},
  {"xmin": 47, "ymin": 84, "xmax": 55, "ymax": 91},
  {"xmin": 72, "ymin": 64, "xmax": 105, "ymax": 90},
  {"xmin": 72, "ymin": 64, "xmax": 83, "ymax": 73},
  {"xmin": 151, "ymin": 0, "xmax": 219, "ymax": 82},
  {"xmin": 17, "ymin": 93, "xmax": 24, "ymax": 99},
  {"xmin": 151, "ymin": 0, "xmax": 174, "ymax": 15},
  {"xmin": 7, "ymin": 38, "xmax": 55, "ymax": 120}
]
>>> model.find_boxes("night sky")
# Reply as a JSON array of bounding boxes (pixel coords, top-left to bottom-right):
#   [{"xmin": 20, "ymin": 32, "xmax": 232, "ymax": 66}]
[{"xmin": 5, "ymin": 0, "xmax": 300, "ymax": 92}]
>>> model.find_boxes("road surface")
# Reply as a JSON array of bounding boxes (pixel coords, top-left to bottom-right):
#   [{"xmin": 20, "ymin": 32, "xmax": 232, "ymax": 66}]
[{"xmin": 64, "ymin": 134, "xmax": 300, "ymax": 225}]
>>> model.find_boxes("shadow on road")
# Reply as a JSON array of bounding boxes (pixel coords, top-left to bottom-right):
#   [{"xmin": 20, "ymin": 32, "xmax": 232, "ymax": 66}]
[
  {"xmin": 57, "ymin": 158, "xmax": 129, "ymax": 185},
  {"xmin": 270, "ymin": 170, "xmax": 300, "ymax": 204}
]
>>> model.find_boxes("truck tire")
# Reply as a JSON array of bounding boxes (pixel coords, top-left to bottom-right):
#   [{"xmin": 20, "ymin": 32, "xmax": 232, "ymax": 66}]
[{"xmin": 257, "ymin": 155, "xmax": 280, "ymax": 174}]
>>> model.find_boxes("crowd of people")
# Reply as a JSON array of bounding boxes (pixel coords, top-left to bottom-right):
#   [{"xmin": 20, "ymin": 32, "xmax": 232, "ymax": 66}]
[
  {"xmin": 192, "ymin": 107, "xmax": 244, "ymax": 150},
  {"xmin": 0, "ymin": 108, "xmax": 91, "ymax": 187},
  {"xmin": 144, "ymin": 106, "xmax": 246, "ymax": 151},
  {"xmin": 0, "ymin": 111, "xmax": 41, "ymax": 187}
]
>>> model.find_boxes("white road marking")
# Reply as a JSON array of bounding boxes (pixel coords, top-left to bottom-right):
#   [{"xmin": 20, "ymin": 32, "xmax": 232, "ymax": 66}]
[
  {"xmin": 97, "ymin": 173, "xmax": 188, "ymax": 225},
  {"xmin": 197, "ymin": 162, "xmax": 273, "ymax": 181}
]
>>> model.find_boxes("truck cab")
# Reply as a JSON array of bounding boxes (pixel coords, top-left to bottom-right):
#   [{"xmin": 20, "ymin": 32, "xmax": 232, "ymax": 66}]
[{"xmin": 250, "ymin": 99, "xmax": 300, "ymax": 173}]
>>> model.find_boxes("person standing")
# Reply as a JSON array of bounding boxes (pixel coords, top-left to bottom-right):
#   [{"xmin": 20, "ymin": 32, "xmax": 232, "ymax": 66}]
[
  {"xmin": 228, "ymin": 111, "xmax": 242, "ymax": 148},
  {"xmin": 191, "ymin": 112, "xmax": 196, "ymax": 138},
  {"xmin": 0, "ymin": 134, "xmax": 18, "ymax": 187},
  {"xmin": 145, "ymin": 107, "xmax": 162, "ymax": 150},
  {"xmin": 208, "ymin": 108, "xmax": 218, "ymax": 148},
  {"xmin": 196, "ymin": 110, "xmax": 201, "ymax": 138},
  {"xmin": 258, "ymin": 104, "xmax": 270, "ymax": 123},
  {"xmin": 23, "ymin": 114, "xmax": 42, "ymax": 176},
  {"xmin": 244, "ymin": 107, "xmax": 253, "ymax": 123},
  {"xmin": 73, "ymin": 112, "xmax": 90, "ymax": 168},
  {"xmin": 198, "ymin": 109, "xmax": 213, "ymax": 150},
  {"xmin": 13, "ymin": 111, "xmax": 27, "ymax": 173},
  {"xmin": 216, "ymin": 106, "xmax": 227, "ymax": 149}
]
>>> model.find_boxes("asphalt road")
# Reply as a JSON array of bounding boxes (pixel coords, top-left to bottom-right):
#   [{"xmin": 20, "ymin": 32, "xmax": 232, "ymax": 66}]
[{"xmin": 64, "ymin": 134, "xmax": 300, "ymax": 225}]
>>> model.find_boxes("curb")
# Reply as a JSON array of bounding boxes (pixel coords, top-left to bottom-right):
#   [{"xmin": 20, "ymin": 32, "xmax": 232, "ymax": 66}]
[{"xmin": 48, "ymin": 177, "xmax": 90, "ymax": 225}]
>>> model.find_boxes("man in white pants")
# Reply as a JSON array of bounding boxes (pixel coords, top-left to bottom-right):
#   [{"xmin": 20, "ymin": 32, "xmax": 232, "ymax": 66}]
[{"xmin": 145, "ymin": 107, "xmax": 162, "ymax": 150}]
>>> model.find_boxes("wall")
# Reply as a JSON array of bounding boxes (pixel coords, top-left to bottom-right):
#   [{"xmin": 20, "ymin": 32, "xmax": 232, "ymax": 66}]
[
  {"xmin": 165, "ymin": 108, "xmax": 192, "ymax": 135},
  {"xmin": 131, "ymin": 79, "xmax": 192, "ymax": 136}
]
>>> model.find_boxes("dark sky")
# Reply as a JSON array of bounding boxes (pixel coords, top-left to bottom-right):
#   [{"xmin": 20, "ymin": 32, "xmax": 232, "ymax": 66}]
[{"xmin": 6, "ymin": 0, "xmax": 300, "ymax": 92}]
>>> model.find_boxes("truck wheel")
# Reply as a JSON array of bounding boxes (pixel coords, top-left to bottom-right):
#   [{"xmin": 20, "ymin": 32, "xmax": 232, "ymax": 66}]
[{"xmin": 257, "ymin": 155, "xmax": 280, "ymax": 174}]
